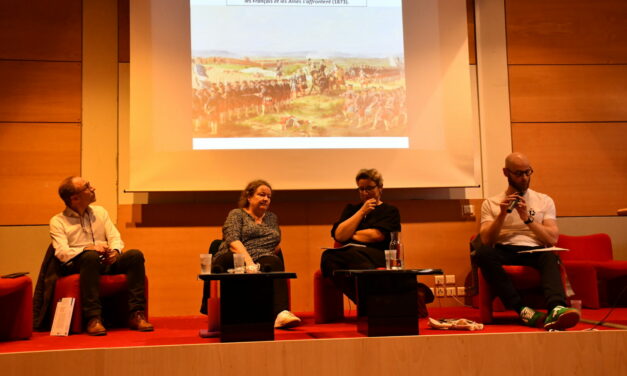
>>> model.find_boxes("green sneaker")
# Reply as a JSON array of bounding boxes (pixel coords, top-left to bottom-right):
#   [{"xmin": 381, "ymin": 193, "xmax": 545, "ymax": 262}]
[
  {"xmin": 519, "ymin": 306, "xmax": 547, "ymax": 328},
  {"xmin": 544, "ymin": 305, "xmax": 580, "ymax": 331}
]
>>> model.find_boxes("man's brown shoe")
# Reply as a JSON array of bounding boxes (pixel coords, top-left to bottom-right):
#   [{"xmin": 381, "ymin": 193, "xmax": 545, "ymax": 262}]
[
  {"xmin": 129, "ymin": 310, "xmax": 154, "ymax": 332},
  {"xmin": 86, "ymin": 317, "xmax": 107, "ymax": 336}
]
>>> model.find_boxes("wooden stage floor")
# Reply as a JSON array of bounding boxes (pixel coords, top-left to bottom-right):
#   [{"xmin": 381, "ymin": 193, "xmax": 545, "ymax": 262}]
[{"xmin": 1, "ymin": 307, "xmax": 626, "ymax": 376}]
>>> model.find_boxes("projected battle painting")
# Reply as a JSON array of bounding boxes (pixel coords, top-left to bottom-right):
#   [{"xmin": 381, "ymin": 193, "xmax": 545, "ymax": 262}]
[{"xmin": 191, "ymin": 0, "xmax": 406, "ymax": 149}]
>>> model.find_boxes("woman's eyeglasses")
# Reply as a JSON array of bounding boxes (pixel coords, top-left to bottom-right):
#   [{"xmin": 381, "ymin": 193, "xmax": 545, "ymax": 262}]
[{"xmin": 357, "ymin": 185, "xmax": 378, "ymax": 192}]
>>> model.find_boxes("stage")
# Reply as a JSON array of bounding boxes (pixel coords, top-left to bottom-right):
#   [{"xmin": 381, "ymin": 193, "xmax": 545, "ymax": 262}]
[{"xmin": 1, "ymin": 307, "xmax": 626, "ymax": 375}]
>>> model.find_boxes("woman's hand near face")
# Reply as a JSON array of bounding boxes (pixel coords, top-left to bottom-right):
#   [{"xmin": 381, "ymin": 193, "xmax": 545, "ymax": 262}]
[
  {"xmin": 359, "ymin": 198, "xmax": 378, "ymax": 216},
  {"xmin": 334, "ymin": 199, "xmax": 378, "ymax": 242},
  {"xmin": 334, "ymin": 178, "xmax": 383, "ymax": 243}
]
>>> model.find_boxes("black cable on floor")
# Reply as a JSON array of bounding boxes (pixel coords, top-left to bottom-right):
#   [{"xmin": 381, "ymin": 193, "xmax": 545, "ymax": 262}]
[{"xmin": 583, "ymin": 285, "xmax": 627, "ymax": 330}]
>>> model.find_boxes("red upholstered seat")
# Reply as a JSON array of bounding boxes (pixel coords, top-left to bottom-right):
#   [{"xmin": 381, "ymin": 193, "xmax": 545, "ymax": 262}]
[
  {"xmin": 53, "ymin": 274, "xmax": 149, "ymax": 334},
  {"xmin": 470, "ymin": 234, "xmax": 547, "ymax": 322},
  {"xmin": 470, "ymin": 234, "xmax": 589, "ymax": 323},
  {"xmin": 313, "ymin": 240, "xmax": 346, "ymax": 324},
  {"xmin": 477, "ymin": 265, "xmax": 544, "ymax": 324},
  {"xmin": 475, "ymin": 258, "xmax": 599, "ymax": 321},
  {"xmin": 595, "ymin": 261, "xmax": 627, "ymax": 280},
  {"xmin": 561, "ymin": 262, "xmax": 599, "ymax": 308},
  {"xmin": 313, "ymin": 269, "xmax": 345, "ymax": 323},
  {"xmin": 0, "ymin": 276, "xmax": 33, "ymax": 341},
  {"xmin": 557, "ymin": 233, "xmax": 627, "ymax": 307}
]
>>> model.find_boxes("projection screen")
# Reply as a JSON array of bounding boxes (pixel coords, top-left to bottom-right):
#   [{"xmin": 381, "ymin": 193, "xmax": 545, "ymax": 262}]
[{"xmin": 129, "ymin": 0, "xmax": 477, "ymax": 191}]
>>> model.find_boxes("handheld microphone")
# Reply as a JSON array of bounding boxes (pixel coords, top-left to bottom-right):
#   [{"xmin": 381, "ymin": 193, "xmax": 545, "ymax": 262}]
[{"xmin": 506, "ymin": 191, "xmax": 525, "ymax": 213}]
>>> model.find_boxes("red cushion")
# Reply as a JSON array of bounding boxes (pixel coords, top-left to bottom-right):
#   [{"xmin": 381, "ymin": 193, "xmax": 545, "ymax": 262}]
[
  {"xmin": 594, "ymin": 260, "xmax": 627, "ymax": 280},
  {"xmin": 98, "ymin": 275, "xmax": 130, "ymax": 295},
  {"xmin": 503, "ymin": 265, "xmax": 541, "ymax": 289},
  {"xmin": 0, "ymin": 276, "xmax": 31, "ymax": 296},
  {"xmin": 313, "ymin": 269, "xmax": 344, "ymax": 324},
  {"xmin": 563, "ymin": 260, "xmax": 627, "ymax": 280},
  {"xmin": 0, "ymin": 276, "xmax": 32, "ymax": 341},
  {"xmin": 55, "ymin": 274, "xmax": 129, "ymax": 297}
]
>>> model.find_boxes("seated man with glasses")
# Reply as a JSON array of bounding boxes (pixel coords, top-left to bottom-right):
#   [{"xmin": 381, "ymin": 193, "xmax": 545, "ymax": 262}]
[
  {"xmin": 49, "ymin": 176, "xmax": 153, "ymax": 335},
  {"xmin": 474, "ymin": 152, "xmax": 579, "ymax": 330},
  {"xmin": 320, "ymin": 168, "xmax": 401, "ymax": 304}
]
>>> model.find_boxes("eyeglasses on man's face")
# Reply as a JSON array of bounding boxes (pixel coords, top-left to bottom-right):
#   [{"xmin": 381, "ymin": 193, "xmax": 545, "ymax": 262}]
[
  {"xmin": 357, "ymin": 185, "xmax": 378, "ymax": 192},
  {"xmin": 75, "ymin": 181, "xmax": 92, "ymax": 194},
  {"xmin": 507, "ymin": 168, "xmax": 534, "ymax": 177}
]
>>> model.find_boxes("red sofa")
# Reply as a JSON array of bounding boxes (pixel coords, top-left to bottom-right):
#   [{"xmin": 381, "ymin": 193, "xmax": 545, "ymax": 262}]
[
  {"xmin": 313, "ymin": 269, "xmax": 345, "ymax": 323},
  {"xmin": 557, "ymin": 233, "xmax": 627, "ymax": 308}
]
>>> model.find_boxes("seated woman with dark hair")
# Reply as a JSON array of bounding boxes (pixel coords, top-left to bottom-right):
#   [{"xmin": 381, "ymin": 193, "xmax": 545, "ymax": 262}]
[
  {"xmin": 212, "ymin": 179, "xmax": 300, "ymax": 329},
  {"xmin": 320, "ymin": 168, "xmax": 401, "ymax": 303}
]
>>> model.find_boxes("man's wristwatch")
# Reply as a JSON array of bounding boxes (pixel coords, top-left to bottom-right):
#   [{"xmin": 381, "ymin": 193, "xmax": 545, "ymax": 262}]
[{"xmin": 523, "ymin": 216, "xmax": 534, "ymax": 225}]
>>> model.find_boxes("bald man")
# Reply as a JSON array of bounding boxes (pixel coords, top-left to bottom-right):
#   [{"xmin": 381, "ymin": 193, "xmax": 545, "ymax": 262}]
[{"xmin": 475, "ymin": 153, "xmax": 579, "ymax": 330}]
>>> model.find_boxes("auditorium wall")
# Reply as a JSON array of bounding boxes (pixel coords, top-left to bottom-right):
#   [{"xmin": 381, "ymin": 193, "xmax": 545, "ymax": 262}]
[{"xmin": 0, "ymin": 0, "xmax": 625, "ymax": 316}]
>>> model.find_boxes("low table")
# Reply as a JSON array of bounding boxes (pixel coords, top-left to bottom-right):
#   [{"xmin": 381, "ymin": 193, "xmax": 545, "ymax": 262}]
[
  {"xmin": 333, "ymin": 268, "xmax": 443, "ymax": 337},
  {"xmin": 198, "ymin": 272, "xmax": 296, "ymax": 342}
]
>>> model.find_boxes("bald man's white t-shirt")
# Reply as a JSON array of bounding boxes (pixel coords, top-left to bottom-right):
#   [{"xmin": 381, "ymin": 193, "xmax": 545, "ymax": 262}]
[{"xmin": 480, "ymin": 189, "xmax": 556, "ymax": 247}]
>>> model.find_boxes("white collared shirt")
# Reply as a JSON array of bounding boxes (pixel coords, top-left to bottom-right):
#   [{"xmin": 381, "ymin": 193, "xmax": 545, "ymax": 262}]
[
  {"xmin": 480, "ymin": 189, "xmax": 557, "ymax": 247},
  {"xmin": 49, "ymin": 205, "xmax": 124, "ymax": 263}
]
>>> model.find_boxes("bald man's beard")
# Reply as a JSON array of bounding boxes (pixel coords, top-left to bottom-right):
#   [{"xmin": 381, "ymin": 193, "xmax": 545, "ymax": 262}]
[{"xmin": 508, "ymin": 176, "xmax": 530, "ymax": 194}]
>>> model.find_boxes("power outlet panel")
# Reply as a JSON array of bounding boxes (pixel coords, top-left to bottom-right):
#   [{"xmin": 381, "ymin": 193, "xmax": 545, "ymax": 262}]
[
  {"xmin": 446, "ymin": 287, "xmax": 456, "ymax": 297},
  {"xmin": 435, "ymin": 287, "xmax": 446, "ymax": 297},
  {"xmin": 445, "ymin": 274, "xmax": 456, "ymax": 285},
  {"xmin": 462, "ymin": 205, "xmax": 475, "ymax": 216},
  {"xmin": 434, "ymin": 275, "xmax": 445, "ymax": 286},
  {"xmin": 457, "ymin": 287, "xmax": 466, "ymax": 296}
]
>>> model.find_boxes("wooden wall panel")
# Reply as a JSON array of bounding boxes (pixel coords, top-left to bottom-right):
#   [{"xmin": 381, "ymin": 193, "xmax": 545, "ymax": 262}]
[
  {"xmin": 506, "ymin": 0, "xmax": 627, "ymax": 64},
  {"xmin": 512, "ymin": 123, "xmax": 627, "ymax": 216},
  {"xmin": 509, "ymin": 65, "xmax": 627, "ymax": 122},
  {"xmin": 0, "ymin": 0, "xmax": 82, "ymax": 61},
  {"xmin": 0, "ymin": 61, "xmax": 82, "ymax": 122},
  {"xmin": 0, "ymin": 123, "xmax": 81, "ymax": 225},
  {"xmin": 507, "ymin": 1, "xmax": 627, "ymax": 218}
]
